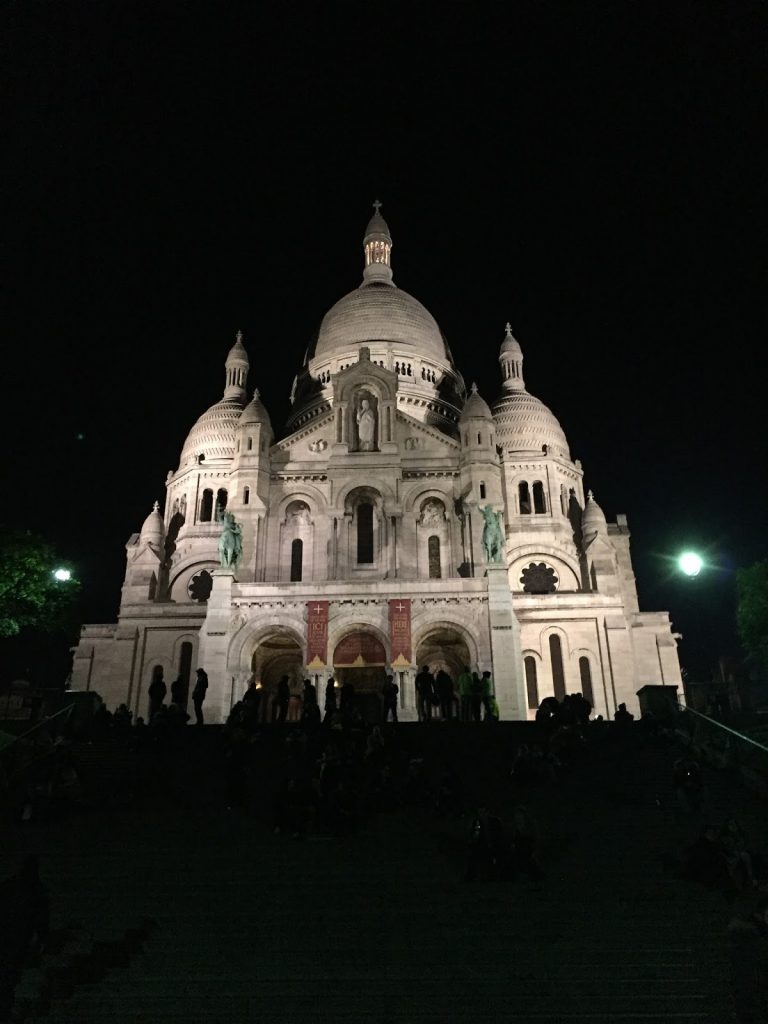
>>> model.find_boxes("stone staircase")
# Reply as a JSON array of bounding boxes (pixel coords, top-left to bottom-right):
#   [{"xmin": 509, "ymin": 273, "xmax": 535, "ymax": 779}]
[{"xmin": 7, "ymin": 722, "xmax": 756, "ymax": 1022}]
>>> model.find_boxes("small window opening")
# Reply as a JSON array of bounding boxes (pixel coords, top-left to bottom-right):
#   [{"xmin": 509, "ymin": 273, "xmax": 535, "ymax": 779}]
[
  {"xmin": 428, "ymin": 535, "xmax": 441, "ymax": 579},
  {"xmin": 519, "ymin": 481, "xmax": 531, "ymax": 514},
  {"xmin": 290, "ymin": 538, "xmax": 303, "ymax": 582},
  {"xmin": 357, "ymin": 502, "xmax": 374, "ymax": 564}
]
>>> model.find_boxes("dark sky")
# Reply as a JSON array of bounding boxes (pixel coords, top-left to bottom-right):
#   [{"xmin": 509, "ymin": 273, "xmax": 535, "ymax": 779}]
[{"xmin": 3, "ymin": 2, "xmax": 766, "ymax": 679}]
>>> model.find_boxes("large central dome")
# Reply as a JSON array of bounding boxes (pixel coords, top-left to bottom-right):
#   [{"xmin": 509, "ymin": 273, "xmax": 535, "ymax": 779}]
[{"xmin": 315, "ymin": 283, "xmax": 448, "ymax": 362}]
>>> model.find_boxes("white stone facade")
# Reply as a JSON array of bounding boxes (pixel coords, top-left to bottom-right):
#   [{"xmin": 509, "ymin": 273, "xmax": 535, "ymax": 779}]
[{"xmin": 73, "ymin": 207, "xmax": 682, "ymax": 722}]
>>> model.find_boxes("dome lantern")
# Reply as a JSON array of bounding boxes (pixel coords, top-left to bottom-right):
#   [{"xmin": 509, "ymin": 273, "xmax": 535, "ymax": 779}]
[
  {"xmin": 223, "ymin": 330, "xmax": 249, "ymax": 402},
  {"xmin": 499, "ymin": 323, "xmax": 525, "ymax": 392},
  {"xmin": 362, "ymin": 200, "xmax": 394, "ymax": 286}
]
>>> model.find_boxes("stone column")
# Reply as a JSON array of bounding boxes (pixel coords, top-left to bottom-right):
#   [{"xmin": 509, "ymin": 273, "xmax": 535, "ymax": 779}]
[
  {"xmin": 197, "ymin": 569, "xmax": 236, "ymax": 724},
  {"xmin": 485, "ymin": 565, "xmax": 525, "ymax": 720}
]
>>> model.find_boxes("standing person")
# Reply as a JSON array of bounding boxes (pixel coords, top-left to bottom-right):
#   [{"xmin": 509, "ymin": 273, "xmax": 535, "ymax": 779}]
[
  {"xmin": 435, "ymin": 669, "xmax": 454, "ymax": 721},
  {"xmin": 191, "ymin": 668, "xmax": 208, "ymax": 726},
  {"xmin": 415, "ymin": 666, "xmax": 434, "ymax": 723},
  {"xmin": 148, "ymin": 667, "xmax": 166, "ymax": 719},
  {"xmin": 242, "ymin": 679, "xmax": 261, "ymax": 726},
  {"xmin": 457, "ymin": 665, "xmax": 473, "ymax": 723},
  {"xmin": 481, "ymin": 671, "xmax": 495, "ymax": 720},
  {"xmin": 275, "ymin": 675, "xmax": 290, "ymax": 724},
  {"xmin": 324, "ymin": 677, "xmax": 337, "ymax": 719},
  {"xmin": 470, "ymin": 672, "xmax": 483, "ymax": 723},
  {"xmin": 170, "ymin": 674, "xmax": 188, "ymax": 711},
  {"xmin": 302, "ymin": 678, "xmax": 317, "ymax": 709},
  {"xmin": 382, "ymin": 674, "xmax": 399, "ymax": 724}
]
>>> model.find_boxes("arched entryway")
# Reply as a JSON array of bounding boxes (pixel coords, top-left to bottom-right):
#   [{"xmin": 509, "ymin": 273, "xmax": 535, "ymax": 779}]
[
  {"xmin": 415, "ymin": 626, "xmax": 472, "ymax": 680},
  {"xmin": 332, "ymin": 631, "xmax": 387, "ymax": 722},
  {"xmin": 250, "ymin": 630, "xmax": 304, "ymax": 721}
]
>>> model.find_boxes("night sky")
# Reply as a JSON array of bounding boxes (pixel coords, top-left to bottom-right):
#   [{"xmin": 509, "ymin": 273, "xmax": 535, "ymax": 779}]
[{"xmin": 3, "ymin": 3, "xmax": 766, "ymax": 680}]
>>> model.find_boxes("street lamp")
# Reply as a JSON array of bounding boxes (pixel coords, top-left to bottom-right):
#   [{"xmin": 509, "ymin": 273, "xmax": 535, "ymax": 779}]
[
  {"xmin": 678, "ymin": 551, "xmax": 703, "ymax": 578},
  {"xmin": 52, "ymin": 568, "xmax": 72, "ymax": 582}
]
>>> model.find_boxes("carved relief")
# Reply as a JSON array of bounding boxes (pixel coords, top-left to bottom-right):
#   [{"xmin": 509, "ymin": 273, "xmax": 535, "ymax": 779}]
[
  {"xmin": 404, "ymin": 437, "xmax": 422, "ymax": 450},
  {"xmin": 308, "ymin": 438, "xmax": 328, "ymax": 453}
]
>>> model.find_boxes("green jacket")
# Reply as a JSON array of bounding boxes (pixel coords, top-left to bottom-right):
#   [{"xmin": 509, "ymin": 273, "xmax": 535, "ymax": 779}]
[{"xmin": 457, "ymin": 671, "xmax": 474, "ymax": 697}]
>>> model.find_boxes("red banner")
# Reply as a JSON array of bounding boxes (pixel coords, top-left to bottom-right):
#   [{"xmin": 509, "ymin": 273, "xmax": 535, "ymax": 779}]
[
  {"xmin": 388, "ymin": 598, "xmax": 412, "ymax": 669},
  {"xmin": 306, "ymin": 600, "xmax": 329, "ymax": 669}
]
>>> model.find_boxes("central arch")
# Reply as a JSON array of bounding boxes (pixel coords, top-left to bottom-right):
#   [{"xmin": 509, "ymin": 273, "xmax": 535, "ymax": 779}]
[
  {"xmin": 250, "ymin": 629, "xmax": 304, "ymax": 721},
  {"xmin": 332, "ymin": 630, "xmax": 387, "ymax": 721},
  {"xmin": 414, "ymin": 625, "xmax": 472, "ymax": 680}
]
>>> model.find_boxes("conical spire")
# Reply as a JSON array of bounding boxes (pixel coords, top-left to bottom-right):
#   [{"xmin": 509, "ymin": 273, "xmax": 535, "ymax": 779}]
[
  {"xmin": 499, "ymin": 323, "xmax": 525, "ymax": 392},
  {"xmin": 224, "ymin": 330, "xmax": 249, "ymax": 401},
  {"xmin": 362, "ymin": 200, "xmax": 394, "ymax": 286}
]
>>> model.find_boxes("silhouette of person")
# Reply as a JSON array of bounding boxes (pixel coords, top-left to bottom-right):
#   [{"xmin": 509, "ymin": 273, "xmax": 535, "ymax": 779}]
[
  {"xmin": 275, "ymin": 675, "xmax": 290, "ymax": 724},
  {"xmin": 148, "ymin": 667, "xmax": 166, "ymax": 719},
  {"xmin": 191, "ymin": 668, "xmax": 208, "ymax": 725},
  {"xmin": 382, "ymin": 674, "xmax": 399, "ymax": 723},
  {"xmin": 415, "ymin": 666, "xmax": 434, "ymax": 722}
]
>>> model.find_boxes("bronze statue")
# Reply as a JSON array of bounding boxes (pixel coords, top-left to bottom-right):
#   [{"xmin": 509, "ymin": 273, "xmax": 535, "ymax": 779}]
[{"xmin": 218, "ymin": 511, "xmax": 243, "ymax": 569}]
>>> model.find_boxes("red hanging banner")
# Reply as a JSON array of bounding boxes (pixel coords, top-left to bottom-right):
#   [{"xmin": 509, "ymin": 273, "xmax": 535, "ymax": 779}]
[
  {"xmin": 306, "ymin": 600, "xmax": 329, "ymax": 669},
  {"xmin": 388, "ymin": 598, "xmax": 412, "ymax": 669}
]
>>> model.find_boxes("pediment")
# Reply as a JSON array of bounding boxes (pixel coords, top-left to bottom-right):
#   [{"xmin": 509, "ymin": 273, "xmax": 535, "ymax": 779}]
[
  {"xmin": 395, "ymin": 410, "xmax": 459, "ymax": 454},
  {"xmin": 273, "ymin": 411, "xmax": 335, "ymax": 464}
]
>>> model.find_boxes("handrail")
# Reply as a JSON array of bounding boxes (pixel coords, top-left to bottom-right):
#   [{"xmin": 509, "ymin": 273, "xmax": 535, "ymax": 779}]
[
  {"xmin": 1, "ymin": 703, "xmax": 76, "ymax": 750},
  {"xmin": 677, "ymin": 702, "xmax": 768, "ymax": 756}
]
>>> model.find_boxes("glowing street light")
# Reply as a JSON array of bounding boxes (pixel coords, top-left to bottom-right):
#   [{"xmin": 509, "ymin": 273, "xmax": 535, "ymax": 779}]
[
  {"xmin": 53, "ymin": 568, "xmax": 72, "ymax": 582},
  {"xmin": 678, "ymin": 551, "xmax": 703, "ymax": 578}
]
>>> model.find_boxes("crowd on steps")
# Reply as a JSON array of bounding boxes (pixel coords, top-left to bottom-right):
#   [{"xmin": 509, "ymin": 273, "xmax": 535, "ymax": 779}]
[{"xmin": 3, "ymin": 686, "xmax": 768, "ymax": 1021}]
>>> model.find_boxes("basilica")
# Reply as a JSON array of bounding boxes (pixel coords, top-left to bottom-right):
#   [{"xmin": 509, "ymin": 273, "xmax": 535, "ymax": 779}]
[{"xmin": 72, "ymin": 206, "xmax": 682, "ymax": 722}]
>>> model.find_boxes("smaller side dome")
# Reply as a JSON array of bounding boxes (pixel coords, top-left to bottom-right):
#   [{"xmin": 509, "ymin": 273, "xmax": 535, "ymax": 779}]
[
  {"xmin": 140, "ymin": 501, "xmax": 166, "ymax": 546},
  {"xmin": 581, "ymin": 491, "xmax": 608, "ymax": 537},
  {"xmin": 238, "ymin": 388, "xmax": 271, "ymax": 428},
  {"xmin": 460, "ymin": 382, "xmax": 493, "ymax": 421}
]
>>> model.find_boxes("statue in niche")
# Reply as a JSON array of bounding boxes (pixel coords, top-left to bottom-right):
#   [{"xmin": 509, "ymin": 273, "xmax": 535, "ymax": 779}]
[
  {"xmin": 420, "ymin": 499, "xmax": 445, "ymax": 527},
  {"xmin": 287, "ymin": 503, "xmax": 310, "ymax": 526},
  {"xmin": 356, "ymin": 395, "xmax": 376, "ymax": 451},
  {"xmin": 480, "ymin": 504, "xmax": 504, "ymax": 564}
]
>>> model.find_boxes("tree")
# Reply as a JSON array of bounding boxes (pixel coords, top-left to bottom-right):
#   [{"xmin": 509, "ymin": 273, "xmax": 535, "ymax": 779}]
[
  {"xmin": 735, "ymin": 560, "xmax": 768, "ymax": 676},
  {"xmin": 0, "ymin": 529, "xmax": 79, "ymax": 638}
]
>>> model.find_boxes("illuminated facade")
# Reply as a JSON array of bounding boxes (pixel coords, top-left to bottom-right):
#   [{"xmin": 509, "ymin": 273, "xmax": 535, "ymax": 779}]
[{"xmin": 72, "ymin": 206, "xmax": 682, "ymax": 722}]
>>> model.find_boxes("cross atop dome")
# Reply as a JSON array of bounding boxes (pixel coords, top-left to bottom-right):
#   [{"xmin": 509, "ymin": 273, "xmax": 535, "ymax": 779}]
[{"xmin": 373, "ymin": 199, "xmax": 382, "ymax": 214}]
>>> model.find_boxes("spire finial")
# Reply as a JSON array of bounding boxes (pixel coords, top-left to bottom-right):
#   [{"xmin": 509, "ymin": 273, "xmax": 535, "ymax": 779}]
[
  {"xmin": 471, "ymin": 381, "xmax": 478, "ymax": 394},
  {"xmin": 373, "ymin": 199, "xmax": 382, "ymax": 214},
  {"xmin": 236, "ymin": 329, "xmax": 243, "ymax": 344},
  {"xmin": 253, "ymin": 387, "xmax": 260, "ymax": 400},
  {"xmin": 152, "ymin": 500, "xmax": 160, "ymax": 514},
  {"xmin": 505, "ymin": 322, "xmax": 513, "ymax": 336},
  {"xmin": 587, "ymin": 490, "xmax": 594, "ymax": 501}
]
